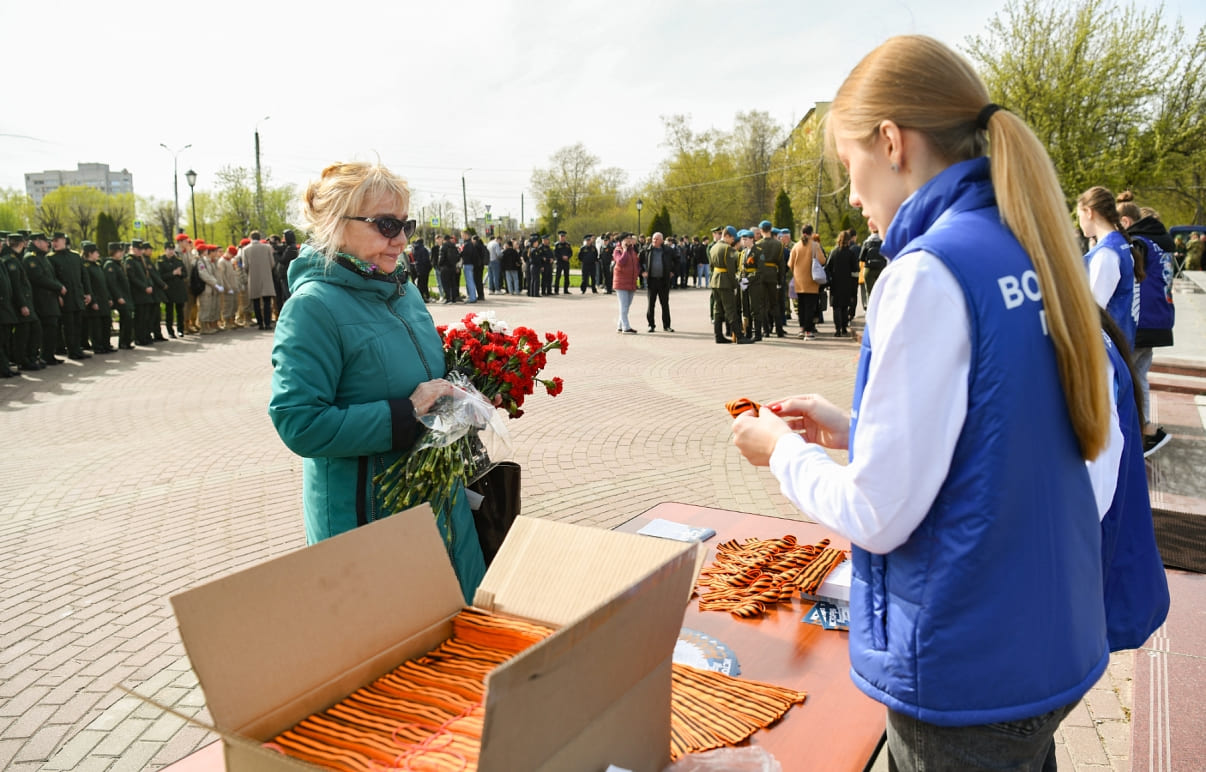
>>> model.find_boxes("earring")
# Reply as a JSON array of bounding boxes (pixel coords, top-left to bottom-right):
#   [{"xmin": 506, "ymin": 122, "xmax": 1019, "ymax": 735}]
[{"xmin": 890, "ymin": 163, "xmax": 900, "ymax": 173}]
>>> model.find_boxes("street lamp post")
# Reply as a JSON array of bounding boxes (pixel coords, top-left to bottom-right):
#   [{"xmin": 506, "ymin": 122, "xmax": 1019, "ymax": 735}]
[
  {"xmin": 159, "ymin": 143, "xmax": 192, "ymax": 234},
  {"xmin": 636, "ymin": 198, "xmax": 643, "ymax": 236},
  {"xmin": 461, "ymin": 169, "xmax": 472, "ymax": 232},
  {"xmin": 255, "ymin": 116, "xmax": 271, "ymax": 231},
  {"xmin": 552, "ymin": 209, "xmax": 558, "ymax": 234},
  {"xmin": 186, "ymin": 169, "xmax": 198, "ymax": 240}
]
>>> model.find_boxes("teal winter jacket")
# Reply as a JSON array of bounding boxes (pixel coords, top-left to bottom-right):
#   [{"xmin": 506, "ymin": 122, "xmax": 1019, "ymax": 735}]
[{"xmin": 269, "ymin": 246, "xmax": 485, "ymax": 601}]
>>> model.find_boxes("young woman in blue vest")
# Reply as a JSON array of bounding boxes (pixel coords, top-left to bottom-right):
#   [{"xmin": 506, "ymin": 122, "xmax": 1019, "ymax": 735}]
[
  {"xmin": 732, "ymin": 35, "xmax": 1114, "ymax": 769},
  {"xmin": 1116, "ymin": 191, "xmax": 1176, "ymax": 456},
  {"xmin": 1077, "ymin": 186, "xmax": 1143, "ymax": 349},
  {"xmin": 1087, "ymin": 310, "xmax": 1169, "ymax": 653}
]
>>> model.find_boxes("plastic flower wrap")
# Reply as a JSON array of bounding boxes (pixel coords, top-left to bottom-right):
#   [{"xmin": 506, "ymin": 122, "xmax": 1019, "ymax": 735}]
[{"xmin": 375, "ymin": 312, "xmax": 568, "ymax": 547}]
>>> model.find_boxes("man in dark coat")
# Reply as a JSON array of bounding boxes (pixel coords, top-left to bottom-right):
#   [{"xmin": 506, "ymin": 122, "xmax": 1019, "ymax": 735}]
[
  {"xmin": 24, "ymin": 232, "xmax": 66, "ymax": 365},
  {"xmin": 437, "ymin": 235, "xmax": 460, "ymax": 303},
  {"xmin": 81, "ymin": 242, "xmax": 113, "ymax": 353},
  {"xmin": 105, "ymin": 242, "xmax": 135, "ymax": 349},
  {"xmin": 410, "ymin": 238, "xmax": 432, "ymax": 302},
  {"xmin": 2, "ymin": 233, "xmax": 38, "ymax": 370},
  {"xmin": 578, "ymin": 235, "xmax": 598, "ymax": 294},
  {"xmin": 158, "ymin": 241, "xmax": 188, "ymax": 337},
  {"xmin": 48, "ymin": 232, "xmax": 92, "ymax": 359},
  {"xmin": 124, "ymin": 240, "xmax": 157, "ymax": 345}
]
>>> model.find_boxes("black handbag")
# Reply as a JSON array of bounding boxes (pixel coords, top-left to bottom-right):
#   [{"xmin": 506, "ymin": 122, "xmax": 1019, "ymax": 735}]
[{"xmin": 467, "ymin": 462, "xmax": 522, "ymax": 567}]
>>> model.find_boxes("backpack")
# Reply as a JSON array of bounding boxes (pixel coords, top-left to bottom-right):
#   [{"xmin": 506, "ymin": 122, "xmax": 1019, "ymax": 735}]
[
  {"xmin": 861, "ymin": 238, "xmax": 887, "ymax": 270},
  {"xmin": 188, "ymin": 261, "xmax": 205, "ymax": 297}
]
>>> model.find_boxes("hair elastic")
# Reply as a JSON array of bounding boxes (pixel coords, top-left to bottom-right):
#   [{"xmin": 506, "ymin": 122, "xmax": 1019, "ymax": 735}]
[{"xmin": 976, "ymin": 103, "xmax": 1003, "ymax": 131}]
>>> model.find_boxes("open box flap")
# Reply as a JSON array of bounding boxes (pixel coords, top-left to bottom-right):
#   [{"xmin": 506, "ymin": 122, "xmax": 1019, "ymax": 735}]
[{"xmin": 170, "ymin": 505, "xmax": 464, "ymax": 738}]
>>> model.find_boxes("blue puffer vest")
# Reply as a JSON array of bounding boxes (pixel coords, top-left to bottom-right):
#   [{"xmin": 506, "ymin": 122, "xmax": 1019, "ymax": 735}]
[
  {"xmin": 848, "ymin": 158, "xmax": 1108, "ymax": 726},
  {"xmin": 1085, "ymin": 230, "xmax": 1137, "ymax": 347},
  {"xmin": 1099, "ymin": 331, "xmax": 1169, "ymax": 651}
]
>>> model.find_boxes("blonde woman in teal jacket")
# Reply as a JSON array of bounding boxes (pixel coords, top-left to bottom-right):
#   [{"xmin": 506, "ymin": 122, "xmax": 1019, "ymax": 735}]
[{"xmin": 269, "ymin": 161, "xmax": 485, "ymax": 602}]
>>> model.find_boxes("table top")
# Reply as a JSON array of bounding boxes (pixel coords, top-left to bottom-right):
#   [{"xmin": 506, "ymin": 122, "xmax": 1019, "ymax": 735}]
[
  {"xmin": 620, "ymin": 502, "xmax": 884, "ymax": 772},
  {"xmin": 165, "ymin": 503, "xmax": 883, "ymax": 772}
]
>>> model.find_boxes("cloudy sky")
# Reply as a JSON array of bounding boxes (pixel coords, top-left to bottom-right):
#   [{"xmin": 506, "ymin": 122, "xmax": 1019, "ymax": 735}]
[{"xmin": 2, "ymin": 0, "xmax": 1201, "ymax": 228}]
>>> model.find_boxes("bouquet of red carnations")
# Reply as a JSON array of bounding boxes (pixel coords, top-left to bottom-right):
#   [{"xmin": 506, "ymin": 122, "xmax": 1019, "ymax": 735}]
[{"xmin": 376, "ymin": 312, "xmax": 568, "ymax": 546}]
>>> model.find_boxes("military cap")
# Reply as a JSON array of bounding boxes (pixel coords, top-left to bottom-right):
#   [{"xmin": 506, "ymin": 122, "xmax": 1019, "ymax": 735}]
[
  {"xmin": 0, "ymin": 231, "xmax": 8, "ymax": 239},
  {"xmin": 758, "ymin": 220, "xmax": 773, "ymax": 231},
  {"xmin": 737, "ymin": 229, "xmax": 754, "ymax": 239},
  {"xmin": 81, "ymin": 240, "xmax": 96, "ymax": 248},
  {"xmin": 107, "ymin": 242, "xmax": 123, "ymax": 252},
  {"xmin": 164, "ymin": 240, "xmax": 176, "ymax": 249},
  {"xmin": 51, "ymin": 231, "xmax": 68, "ymax": 240},
  {"xmin": 6, "ymin": 232, "xmax": 24, "ymax": 243},
  {"xmin": 30, "ymin": 232, "xmax": 48, "ymax": 241},
  {"xmin": 710, "ymin": 225, "xmax": 723, "ymax": 233},
  {"xmin": 557, "ymin": 230, "xmax": 567, "ymax": 236},
  {"xmin": 18, "ymin": 230, "xmax": 31, "ymax": 238},
  {"xmin": 130, "ymin": 239, "xmax": 143, "ymax": 248},
  {"xmin": 724, "ymin": 226, "xmax": 738, "ymax": 238}
]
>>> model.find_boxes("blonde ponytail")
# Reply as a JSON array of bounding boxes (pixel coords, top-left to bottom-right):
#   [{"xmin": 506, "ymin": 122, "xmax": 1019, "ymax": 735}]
[{"xmin": 827, "ymin": 35, "xmax": 1109, "ymax": 459}]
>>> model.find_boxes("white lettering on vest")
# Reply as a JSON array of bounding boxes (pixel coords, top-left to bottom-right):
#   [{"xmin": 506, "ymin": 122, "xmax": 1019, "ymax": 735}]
[{"xmin": 999, "ymin": 270, "xmax": 1042, "ymax": 309}]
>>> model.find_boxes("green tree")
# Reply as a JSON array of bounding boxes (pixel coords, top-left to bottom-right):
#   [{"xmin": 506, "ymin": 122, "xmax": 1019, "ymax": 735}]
[
  {"xmin": 0, "ymin": 189, "xmax": 34, "ymax": 231},
  {"xmin": 531, "ymin": 143, "xmax": 629, "ymax": 225},
  {"xmin": 965, "ymin": 0, "xmax": 1206, "ymax": 220},
  {"xmin": 214, "ymin": 165, "xmax": 256, "ymax": 243},
  {"xmin": 773, "ymin": 189, "xmax": 795, "ymax": 235},
  {"xmin": 648, "ymin": 205, "xmax": 672, "ymax": 237},
  {"xmin": 650, "ymin": 115, "xmax": 743, "ymax": 235},
  {"xmin": 105, "ymin": 193, "xmax": 135, "ymax": 239},
  {"xmin": 732, "ymin": 110, "xmax": 784, "ymax": 224},
  {"xmin": 95, "ymin": 212, "xmax": 119, "ymax": 252},
  {"xmin": 40, "ymin": 186, "xmax": 107, "ymax": 243}
]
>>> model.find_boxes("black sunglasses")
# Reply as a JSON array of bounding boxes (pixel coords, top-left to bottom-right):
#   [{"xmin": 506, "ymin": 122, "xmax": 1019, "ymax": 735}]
[{"xmin": 344, "ymin": 215, "xmax": 417, "ymax": 240}]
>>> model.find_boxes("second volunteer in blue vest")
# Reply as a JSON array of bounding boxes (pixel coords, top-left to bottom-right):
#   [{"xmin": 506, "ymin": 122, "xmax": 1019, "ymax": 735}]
[
  {"xmin": 732, "ymin": 35, "xmax": 1114, "ymax": 770},
  {"xmin": 1078, "ymin": 186, "xmax": 1143, "ymax": 349}
]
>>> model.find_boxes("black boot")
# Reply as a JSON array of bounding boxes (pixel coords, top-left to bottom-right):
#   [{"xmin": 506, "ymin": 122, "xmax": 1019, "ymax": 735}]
[{"xmin": 714, "ymin": 319, "xmax": 731, "ymax": 344}]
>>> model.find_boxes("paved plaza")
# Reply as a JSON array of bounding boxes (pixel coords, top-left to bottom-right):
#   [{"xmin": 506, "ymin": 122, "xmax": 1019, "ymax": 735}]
[{"xmin": 0, "ymin": 279, "xmax": 1198, "ymax": 770}]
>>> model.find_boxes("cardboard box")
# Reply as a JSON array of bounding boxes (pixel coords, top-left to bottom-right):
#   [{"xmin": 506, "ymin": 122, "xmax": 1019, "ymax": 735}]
[{"xmin": 169, "ymin": 507, "xmax": 700, "ymax": 772}]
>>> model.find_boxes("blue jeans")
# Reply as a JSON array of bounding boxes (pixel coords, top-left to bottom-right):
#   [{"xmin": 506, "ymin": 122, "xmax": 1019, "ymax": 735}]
[
  {"xmin": 696, "ymin": 263, "xmax": 708, "ymax": 287},
  {"xmin": 487, "ymin": 260, "xmax": 501, "ymax": 292},
  {"xmin": 505, "ymin": 270, "xmax": 519, "ymax": 295},
  {"xmin": 885, "ymin": 701, "xmax": 1076, "ymax": 772},
  {"xmin": 616, "ymin": 290, "xmax": 635, "ymax": 331},
  {"xmin": 1134, "ymin": 346, "xmax": 1153, "ymax": 424},
  {"xmin": 462, "ymin": 264, "xmax": 478, "ymax": 302}
]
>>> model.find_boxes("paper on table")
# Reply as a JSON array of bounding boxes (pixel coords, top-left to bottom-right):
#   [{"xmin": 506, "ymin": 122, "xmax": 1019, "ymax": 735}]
[{"xmin": 637, "ymin": 518, "xmax": 717, "ymax": 543}]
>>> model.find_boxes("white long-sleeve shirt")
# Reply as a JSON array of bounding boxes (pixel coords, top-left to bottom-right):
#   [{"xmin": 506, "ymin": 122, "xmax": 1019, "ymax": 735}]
[{"xmin": 768, "ymin": 250, "xmax": 1120, "ymax": 552}]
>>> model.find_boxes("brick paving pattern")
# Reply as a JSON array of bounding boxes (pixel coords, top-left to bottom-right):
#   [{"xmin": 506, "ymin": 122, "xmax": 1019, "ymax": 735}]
[{"xmin": 0, "ymin": 279, "xmax": 1188, "ymax": 770}]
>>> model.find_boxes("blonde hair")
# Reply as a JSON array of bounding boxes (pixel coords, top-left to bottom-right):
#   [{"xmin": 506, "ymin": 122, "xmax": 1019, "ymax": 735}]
[
  {"xmin": 825, "ymin": 34, "xmax": 1109, "ymax": 460},
  {"xmin": 301, "ymin": 161, "xmax": 411, "ymax": 261}
]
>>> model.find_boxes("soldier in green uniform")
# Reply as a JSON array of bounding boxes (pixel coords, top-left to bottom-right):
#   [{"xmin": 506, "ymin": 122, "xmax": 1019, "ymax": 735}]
[
  {"xmin": 0, "ymin": 231, "xmax": 17, "ymax": 376},
  {"xmin": 157, "ymin": 241, "xmax": 187, "ymax": 337},
  {"xmin": 48, "ymin": 232, "xmax": 93, "ymax": 359},
  {"xmin": 124, "ymin": 239, "xmax": 156, "ymax": 345},
  {"xmin": 737, "ymin": 229, "xmax": 758, "ymax": 340},
  {"xmin": 2, "ymin": 233, "xmax": 39, "ymax": 370},
  {"xmin": 709, "ymin": 225, "xmax": 752, "ymax": 345},
  {"xmin": 81, "ymin": 242, "xmax": 113, "ymax": 353},
  {"xmin": 105, "ymin": 242, "xmax": 135, "ymax": 349},
  {"xmin": 146, "ymin": 241, "xmax": 169, "ymax": 341},
  {"xmin": 23, "ymin": 232, "xmax": 67, "ymax": 365},
  {"xmin": 753, "ymin": 221, "xmax": 786, "ymax": 338}
]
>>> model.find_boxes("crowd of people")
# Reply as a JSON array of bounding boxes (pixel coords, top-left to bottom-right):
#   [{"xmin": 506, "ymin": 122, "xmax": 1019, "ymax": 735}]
[
  {"xmin": 399, "ymin": 225, "xmax": 889, "ymax": 341},
  {"xmin": 0, "ymin": 228, "xmax": 300, "ymax": 376}
]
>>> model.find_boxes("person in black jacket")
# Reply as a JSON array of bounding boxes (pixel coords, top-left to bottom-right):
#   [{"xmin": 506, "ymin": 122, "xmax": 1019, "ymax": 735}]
[
  {"xmin": 438, "ymin": 234, "xmax": 461, "ymax": 303},
  {"xmin": 578, "ymin": 235, "xmax": 598, "ymax": 294},
  {"xmin": 501, "ymin": 240, "xmax": 521, "ymax": 295},
  {"xmin": 275, "ymin": 229, "xmax": 300, "ymax": 306},
  {"xmin": 826, "ymin": 230, "xmax": 860, "ymax": 337},
  {"xmin": 410, "ymin": 238, "xmax": 432, "ymax": 301}
]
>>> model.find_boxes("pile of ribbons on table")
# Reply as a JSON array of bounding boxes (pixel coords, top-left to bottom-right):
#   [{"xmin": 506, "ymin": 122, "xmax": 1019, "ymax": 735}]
[{"xmin": 265, "ymin": 607, "xmax": 807, "ymax": 770}]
